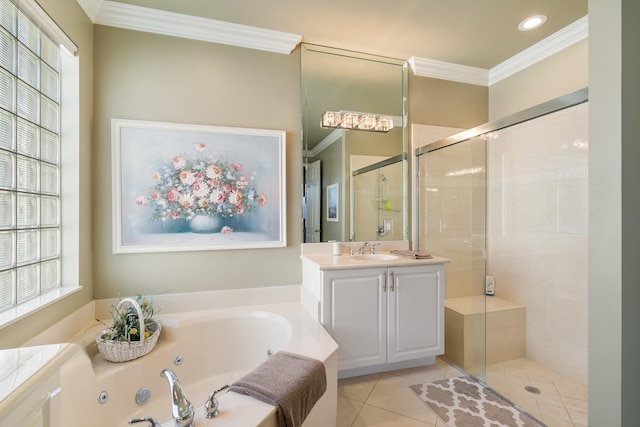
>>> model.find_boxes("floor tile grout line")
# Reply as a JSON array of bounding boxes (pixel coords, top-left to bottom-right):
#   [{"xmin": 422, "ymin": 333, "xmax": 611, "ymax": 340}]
[
  {"xmin": 348, "ymin": 396, "xmax": 364, "ymax": 427},
  {"xmin": 364, "ymin": 374, "xmax": 381, "ymax": 403},
  {"xmin": 363, "ymin": 373, "xmax": 444, "ymax": 426},
  {"xmin": 347, "ymin": 374, "xmax": 382, "ymax": 427},
  {"xmin": 361, "ymin": 400, "xmax": 440, "ymax": 426}
]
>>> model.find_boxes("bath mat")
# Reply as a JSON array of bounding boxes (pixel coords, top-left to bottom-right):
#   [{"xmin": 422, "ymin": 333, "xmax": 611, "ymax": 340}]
[{"xmin": 410, "ymin": 376, "xmax": 545, "ymax": 427}]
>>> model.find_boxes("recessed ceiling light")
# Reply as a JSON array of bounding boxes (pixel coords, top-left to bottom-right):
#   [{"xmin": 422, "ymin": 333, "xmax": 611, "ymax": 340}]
[{"xmin": 518, "ymin": 15, "xmax": 548, "ymax": 31}]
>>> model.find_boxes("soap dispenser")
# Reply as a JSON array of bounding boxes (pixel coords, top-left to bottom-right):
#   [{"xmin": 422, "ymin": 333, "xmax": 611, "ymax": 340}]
[{"xmin": 485, "ymin": 276, "xmax": 495, "ymax": 296}]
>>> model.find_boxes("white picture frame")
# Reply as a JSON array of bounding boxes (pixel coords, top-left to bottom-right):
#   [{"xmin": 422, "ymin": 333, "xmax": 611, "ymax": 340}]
[{"xmin": 112, "ymin": 119, "xmax": 286, "ymax": 253}]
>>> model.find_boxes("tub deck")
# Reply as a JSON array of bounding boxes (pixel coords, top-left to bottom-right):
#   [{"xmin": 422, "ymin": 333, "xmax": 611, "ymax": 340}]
[{"xmin": 0, "ymin": 296, "xmax": 339, "ymax": 427}]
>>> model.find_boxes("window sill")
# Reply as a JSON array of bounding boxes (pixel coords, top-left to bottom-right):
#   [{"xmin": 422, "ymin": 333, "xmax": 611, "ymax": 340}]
[{"xmin": 0, "ymin": 286, "xmax": 83, "ymax": 330}]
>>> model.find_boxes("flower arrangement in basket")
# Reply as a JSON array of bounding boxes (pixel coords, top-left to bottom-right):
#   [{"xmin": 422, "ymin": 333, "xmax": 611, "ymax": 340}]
[{"xmin": 96, "ymin": 295, "xmax": 161, "ymax": 362}]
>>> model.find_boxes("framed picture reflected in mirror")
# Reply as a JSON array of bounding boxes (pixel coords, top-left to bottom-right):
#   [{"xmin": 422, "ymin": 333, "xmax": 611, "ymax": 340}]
[{"xmin": 327, "ymin": 183, "xmax": 338, "ymax": 222}]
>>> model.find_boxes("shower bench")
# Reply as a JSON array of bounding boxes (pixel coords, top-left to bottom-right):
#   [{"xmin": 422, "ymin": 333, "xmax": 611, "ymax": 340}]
[{"xmin": 444, "ymin": 295, "xmax": 525, "ymax": 373}]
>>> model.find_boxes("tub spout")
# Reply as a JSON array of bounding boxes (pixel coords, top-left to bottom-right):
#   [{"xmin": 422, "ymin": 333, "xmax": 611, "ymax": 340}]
[
  {"xmin": 160, "ymin": 368, "xmax": 195, "ymax": 427},
  {"xmin": 129, "ymin": 417, "xmax": 161, "ymax": 427}
]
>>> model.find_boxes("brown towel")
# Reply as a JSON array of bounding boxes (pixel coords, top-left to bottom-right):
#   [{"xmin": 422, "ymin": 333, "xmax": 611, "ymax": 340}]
[
  {"xmin": 228, "ymin": 351, "xmax": 327, "ymax": 427},
  {"xmin": 391, "ymin": 249, "xmax": 433, "ymax": 259}
]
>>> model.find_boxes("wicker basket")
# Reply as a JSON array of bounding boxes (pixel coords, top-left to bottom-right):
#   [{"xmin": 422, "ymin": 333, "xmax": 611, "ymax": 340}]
[{"xmin": 96, "ymin": 297, "xmax": 161, "ymax": 363}]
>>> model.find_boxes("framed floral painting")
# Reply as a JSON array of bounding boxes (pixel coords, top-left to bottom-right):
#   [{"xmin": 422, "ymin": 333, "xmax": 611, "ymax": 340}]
[{"xmin": 112, "ymin": 119, "xmax": 286, "ymax": 253}]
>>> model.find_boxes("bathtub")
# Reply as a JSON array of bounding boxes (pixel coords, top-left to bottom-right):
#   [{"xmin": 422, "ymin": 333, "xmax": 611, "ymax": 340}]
[{"xmin": 0, "ymin": 300, "xmax": 339, "ymax": 427}]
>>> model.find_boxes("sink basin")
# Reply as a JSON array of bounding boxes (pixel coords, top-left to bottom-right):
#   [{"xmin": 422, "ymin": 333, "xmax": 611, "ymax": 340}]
[{"xmin": 351, "ymin": 254, "xmax": 398, "ymax": 261}]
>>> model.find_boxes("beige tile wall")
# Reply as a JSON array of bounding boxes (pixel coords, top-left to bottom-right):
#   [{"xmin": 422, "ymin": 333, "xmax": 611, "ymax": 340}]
[
  {"xmin": 486, "ymin": 102, "xmax": 589, "ymax": 385},
  {"xmin": 418, "ymin": 137, "xmax": 487, "ymax": 299}
]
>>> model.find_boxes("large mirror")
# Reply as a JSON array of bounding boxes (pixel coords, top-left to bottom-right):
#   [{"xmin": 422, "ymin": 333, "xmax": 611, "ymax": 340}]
[{"xmin": 301, "ymin": 44, "xmax": 408, "ymax": 243}]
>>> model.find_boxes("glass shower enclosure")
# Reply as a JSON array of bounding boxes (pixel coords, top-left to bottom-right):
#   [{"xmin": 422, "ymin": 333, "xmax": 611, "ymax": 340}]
[
  {"xmin": 417, "ymin": 135, "xmax": 488, "ymax": 379},
  {"xmin": 415, "ymin": 88, "xmax": 589, "ymax": 417}
]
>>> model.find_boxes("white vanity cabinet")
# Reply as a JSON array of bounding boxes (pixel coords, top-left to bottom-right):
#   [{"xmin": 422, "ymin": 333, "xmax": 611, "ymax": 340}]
[
  {"xmin": 322, "ymin": 267, "xmax": 388, "ymax": 371},
  {"xmin": 311, "ymin": 262, "xmax": 446, "ymax": 377}
]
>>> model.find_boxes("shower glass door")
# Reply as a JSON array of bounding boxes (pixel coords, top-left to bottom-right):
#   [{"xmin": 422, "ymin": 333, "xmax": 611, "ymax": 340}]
[{"xmin": 417, "ymin": 136, "xmax": 487, "ymax": 380}]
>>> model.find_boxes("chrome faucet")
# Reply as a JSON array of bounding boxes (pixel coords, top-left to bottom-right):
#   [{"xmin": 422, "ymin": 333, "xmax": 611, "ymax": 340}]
[
  {"xmin": 358, "ymin": 241, "xmax": 370, "ymax": 255},
  {"xmin": 129, "ymin": 417, "xmax": 161, "ymax": 427},
  {"xmin": 160, "ymin": 369, "xmax": 195, "ymax": 427},
  {"xmin": 204, "ymin": 384, "xmax": 230, "ymax": 418}
]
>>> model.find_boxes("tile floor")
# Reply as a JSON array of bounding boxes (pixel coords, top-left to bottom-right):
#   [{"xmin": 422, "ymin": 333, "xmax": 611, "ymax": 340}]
[
  {"xmin": 486, "ymin": 358, "xmax": 588, "ymax": 427},
  {"xmin": 337, "ymin": 357, "xmax": 589, "ymax": 427}
]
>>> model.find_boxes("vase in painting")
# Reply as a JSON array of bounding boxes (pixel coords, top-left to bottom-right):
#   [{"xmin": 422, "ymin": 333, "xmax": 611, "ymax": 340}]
[{"xmin": 189, "ymin": 215, "xmax": 221, "ymax": 233}]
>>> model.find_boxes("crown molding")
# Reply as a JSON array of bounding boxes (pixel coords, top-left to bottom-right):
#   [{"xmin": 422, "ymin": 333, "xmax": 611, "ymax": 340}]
[
  {"xmin": 489, "ymin": 16, "xmax": 588, "ymax": 85},
  {"xmin": 410, "ymin": 15, "xmax": 588, "ymax": 87},
  {"xmin": 408, "ymin": 56, "xmax": 489, "ymax": 86},
  {"xmin": 75, "ymin": 0, "xmax": 102, "ymax": 23},
  {"xmin": 306, "ymin": 129, "xmax": 343, "ymax": 158},
  {"xmin": 77, "ymin": 0, "xmax": 301, "ymax": 54},
  {"xmin": 75, "ymin": 1, "xmax": 587, "ymax": 79}
]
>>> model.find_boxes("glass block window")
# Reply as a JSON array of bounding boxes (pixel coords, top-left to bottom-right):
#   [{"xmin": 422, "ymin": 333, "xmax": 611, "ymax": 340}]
[{"xmin": 0, "ymin": 0, "xmax": 60, "ymax": 312}]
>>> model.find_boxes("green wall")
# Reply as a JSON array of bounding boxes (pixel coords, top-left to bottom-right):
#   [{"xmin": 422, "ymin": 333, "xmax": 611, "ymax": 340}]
[
  {"xmin": 92, "ymin": 26, "xmax": 303, "ymax": 298},
  {"xmin": 489, "ymin": 40, "xmax": 588, "ymax": 120},
  {"xmin": 90, "ymin": 26, "xmax": 490, "ymax": 299},
  {"xmin": 409, "ymin": 74, "xmax": 489, "ymax": 129}
]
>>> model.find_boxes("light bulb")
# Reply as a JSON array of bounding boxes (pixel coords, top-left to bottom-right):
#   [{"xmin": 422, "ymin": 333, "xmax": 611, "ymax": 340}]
[{"xmin": 518, "ymin": 15, "xmax": 547, "ymax": 31}]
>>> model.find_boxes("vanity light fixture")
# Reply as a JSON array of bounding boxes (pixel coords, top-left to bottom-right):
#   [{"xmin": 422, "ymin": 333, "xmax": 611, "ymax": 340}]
[
  {"xmin": 321, "ymin": 111, "xmax": 394, "ymax": 133},
  {"xmin": 518, "ymin": 14, "xmax": 548, "ymax": 31}
]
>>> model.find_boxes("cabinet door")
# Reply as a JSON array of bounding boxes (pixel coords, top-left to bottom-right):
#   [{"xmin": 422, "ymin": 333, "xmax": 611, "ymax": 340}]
[
  {"xmin": 388, "ymin": 265, "xmax": 444, "ymax": 363},
  {"xmin": 323, "ymin": 268, "xmax": 387, "ymax": 371}
]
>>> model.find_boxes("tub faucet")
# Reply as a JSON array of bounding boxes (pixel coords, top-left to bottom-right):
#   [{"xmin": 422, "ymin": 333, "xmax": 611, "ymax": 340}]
[
  {"xmin": 129, "ymin": 417, "xmax": 161, "ymax": 427},
  {"xmin": 204, "ymin": 384, "xmax": 230, "ymax": 418},
  {"xmin": 160, "ymin": 369, "xmax": 195, "ymax": 427}
]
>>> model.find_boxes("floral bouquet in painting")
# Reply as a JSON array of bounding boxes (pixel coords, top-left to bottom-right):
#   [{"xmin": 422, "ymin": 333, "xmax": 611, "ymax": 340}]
[{"xmin": 134, "ymin": 143, "xmax": 267, "ymax": 233}]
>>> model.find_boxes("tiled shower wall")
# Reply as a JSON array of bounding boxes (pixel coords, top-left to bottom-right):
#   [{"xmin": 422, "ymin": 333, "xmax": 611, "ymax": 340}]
[
  {"xmin": 419, "ymin": 137, "xmax": 487, "ymax": 299},
  {"xmin": 486, "ymin": 102, "xmax": 589, "ymax": 385}
]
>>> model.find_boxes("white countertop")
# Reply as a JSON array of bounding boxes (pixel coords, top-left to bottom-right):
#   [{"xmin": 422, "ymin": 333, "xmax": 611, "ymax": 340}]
[
  {"xmin": 301, "ymin": 252, "xmax": 449, "ymax": 270},
  {"xmin": 0, "ymin": 343, "xmax": 72, "ymax": 401},
  {"xmin": 300, "ymin": 241, "xmax": 449, "ymax": 270}
]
